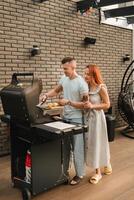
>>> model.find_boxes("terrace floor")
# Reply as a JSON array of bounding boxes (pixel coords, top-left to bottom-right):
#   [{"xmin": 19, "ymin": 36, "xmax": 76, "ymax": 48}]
[{"xmin": 0, "ymin": 129, "xmax": 134, "ymax": 200}]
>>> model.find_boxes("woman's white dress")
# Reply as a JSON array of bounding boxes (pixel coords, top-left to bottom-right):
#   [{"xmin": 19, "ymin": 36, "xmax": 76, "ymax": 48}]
[{"xmin": 85, "ymin": 84, "xmax": 110, "ymax": 169}]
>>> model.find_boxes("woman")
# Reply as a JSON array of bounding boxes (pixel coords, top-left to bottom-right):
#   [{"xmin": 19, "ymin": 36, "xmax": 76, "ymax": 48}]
[{"xmin": 84, "ymin": 64, "xmax": 112, "ymax": 184}]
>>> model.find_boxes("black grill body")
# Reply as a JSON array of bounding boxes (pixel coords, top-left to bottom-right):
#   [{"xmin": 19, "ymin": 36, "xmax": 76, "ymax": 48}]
[{"xmin": 0, "ymin": 73, "xmax": 86, "ymax": 200}]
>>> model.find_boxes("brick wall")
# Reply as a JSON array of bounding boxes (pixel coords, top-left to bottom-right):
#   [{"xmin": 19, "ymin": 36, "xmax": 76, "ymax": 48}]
[{"xmin": 0, "ymin": 0, "xmax": 132, "ymax": 155}]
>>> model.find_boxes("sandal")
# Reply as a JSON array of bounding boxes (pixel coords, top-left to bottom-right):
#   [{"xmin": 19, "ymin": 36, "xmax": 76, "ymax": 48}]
[
  {"xmin": 104, "ymin": 164, "xmax": 112, "ymax": 175},
  {"xmin": 89, "ymin": 174, "xmax": 102, "ymax": 184},
  {"xmin": 70, "ymin": 176, "xmax": 83, "ymax": 185}
]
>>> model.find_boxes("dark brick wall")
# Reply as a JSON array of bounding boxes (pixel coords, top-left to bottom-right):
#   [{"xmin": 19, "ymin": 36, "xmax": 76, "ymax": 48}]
[{"xmin": 0, "ymin": 0, "xmax": 132, "ymax": 155}]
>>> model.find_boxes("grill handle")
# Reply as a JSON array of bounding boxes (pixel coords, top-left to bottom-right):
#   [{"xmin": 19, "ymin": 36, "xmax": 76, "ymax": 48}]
[{"xmin": 11, "ymin": 73, "xmax": 34, "ymax": 85}]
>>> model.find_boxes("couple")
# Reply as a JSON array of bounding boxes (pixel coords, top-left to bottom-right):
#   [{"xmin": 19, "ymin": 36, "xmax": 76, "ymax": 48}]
[{"xmin": 40, "ymin": 57, "xmax": 112, "ymax": 185}]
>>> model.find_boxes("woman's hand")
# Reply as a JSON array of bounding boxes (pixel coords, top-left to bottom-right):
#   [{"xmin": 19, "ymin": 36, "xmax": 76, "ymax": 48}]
[{"xmin": 83, "ymin": 101, "xmax": 93, "ymax": 109}]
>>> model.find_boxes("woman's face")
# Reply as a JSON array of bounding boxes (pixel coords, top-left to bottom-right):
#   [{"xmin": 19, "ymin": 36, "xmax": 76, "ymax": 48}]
[{"xmin": 84, "ymin": 68, "xmax": 93, "ymax": 84}]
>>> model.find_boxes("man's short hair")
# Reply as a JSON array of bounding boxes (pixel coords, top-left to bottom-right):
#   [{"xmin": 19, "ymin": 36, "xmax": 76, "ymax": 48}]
[{"xmin": 61, "ymin": 57, "xmax": 75, "ymax": 64}]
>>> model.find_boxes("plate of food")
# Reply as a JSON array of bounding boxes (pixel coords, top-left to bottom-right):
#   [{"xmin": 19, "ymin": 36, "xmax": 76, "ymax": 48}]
[
  {"xmin": 37, "ymin": 102, "xmax": 60, "ymax": 109},
  {"xmin": 45, "ymin": 103, "xmax": 63, "ymax": 116},
  {"xmin": 44, "ymin": 102, "xmax": 62, "ymax": 110},
  {"xmin": 37, "ymin": 102, "xmax": 63, "ymax": 115}
]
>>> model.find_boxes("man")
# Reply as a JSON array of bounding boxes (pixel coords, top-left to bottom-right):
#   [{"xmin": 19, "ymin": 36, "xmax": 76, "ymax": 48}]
[{"xmin": 40, "ymin": 57, "xmax": 88, "ymax": 185}]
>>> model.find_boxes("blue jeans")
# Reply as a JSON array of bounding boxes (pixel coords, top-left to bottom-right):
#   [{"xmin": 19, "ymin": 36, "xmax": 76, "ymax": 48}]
[{"xmin": 63, "ymin": 117, "xmax": 85, "ymax": 177}]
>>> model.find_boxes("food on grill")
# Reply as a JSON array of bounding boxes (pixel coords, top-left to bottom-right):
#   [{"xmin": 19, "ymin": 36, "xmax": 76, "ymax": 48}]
[
  {"xmin": 53, "ymin": 103, "xmax": 59, "ymax": 107},
  {"xmin": 47, "ymin": 102, "xmax": 59, "ymax": 109}
]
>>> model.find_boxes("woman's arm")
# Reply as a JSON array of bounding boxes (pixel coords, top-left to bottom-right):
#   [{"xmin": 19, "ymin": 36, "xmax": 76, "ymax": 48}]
[
  {"xmin": 84, "ymin": 86, "xmax": 110, "ymax": 110},
  {"xmin": 96, "ymin": 86, "xmax": 110, "ymax": 110}
]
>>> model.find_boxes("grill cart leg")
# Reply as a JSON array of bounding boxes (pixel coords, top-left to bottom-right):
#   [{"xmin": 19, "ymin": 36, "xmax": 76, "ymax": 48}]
[{"xmin": 22, "ymin": 188, "xmax": 31, "ymax": 200}]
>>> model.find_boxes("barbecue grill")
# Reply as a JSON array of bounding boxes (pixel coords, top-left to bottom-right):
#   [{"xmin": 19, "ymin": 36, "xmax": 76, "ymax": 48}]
[{"xmin": 0, "ymin": 73, "xmax": 86, "ymax": 200}]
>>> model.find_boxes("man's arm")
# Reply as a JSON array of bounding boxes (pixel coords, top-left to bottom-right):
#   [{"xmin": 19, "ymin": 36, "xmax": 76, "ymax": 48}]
[
  {"xmin": 62, "ymin": 93, "xmax": 88, "ymax": 108},
  {"xmin": 82, "ymin": 94, "xmax": 89, "ymax": 102},
  {"xmin": 39, "ymin": 84, "xmax": 63, "ymax": 103}
]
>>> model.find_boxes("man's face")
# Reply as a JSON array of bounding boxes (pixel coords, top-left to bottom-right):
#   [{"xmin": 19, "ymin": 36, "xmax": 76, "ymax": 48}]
[{"xmin": 62, "ymin": 60, "xmax": 76, "ymax": 77}]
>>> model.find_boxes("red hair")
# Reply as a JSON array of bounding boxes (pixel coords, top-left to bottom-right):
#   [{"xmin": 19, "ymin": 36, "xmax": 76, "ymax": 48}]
[{"xmin": 86, "ymin": 64, "xmax": 103, "ymax": 84}]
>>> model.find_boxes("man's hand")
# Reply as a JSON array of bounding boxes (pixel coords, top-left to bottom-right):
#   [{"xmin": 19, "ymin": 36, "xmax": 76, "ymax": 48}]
[
  {"xmin": 39, "ymin": 93, "xmax": 48, "ymax": 104},
  {"xmin": 58, "ymin": 99, "xmax": 70, "ymax": 106}
]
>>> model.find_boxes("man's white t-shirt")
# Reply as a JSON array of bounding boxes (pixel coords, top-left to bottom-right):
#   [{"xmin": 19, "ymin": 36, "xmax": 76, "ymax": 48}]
[{"xmin": 59, "ymin": 75, "xmax": 88, "ymax": 119}]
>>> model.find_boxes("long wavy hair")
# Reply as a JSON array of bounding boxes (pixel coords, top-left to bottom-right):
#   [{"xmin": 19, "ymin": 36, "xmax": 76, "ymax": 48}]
[{"xmin": 86, "ymin": 64, "xmax": 104, "ymax": 85}]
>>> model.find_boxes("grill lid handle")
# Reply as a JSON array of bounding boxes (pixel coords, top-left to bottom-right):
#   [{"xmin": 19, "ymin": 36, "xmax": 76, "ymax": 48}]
[{"xmin": 11, "ymin": 73, "xmax": 34, "ymax": 85}]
